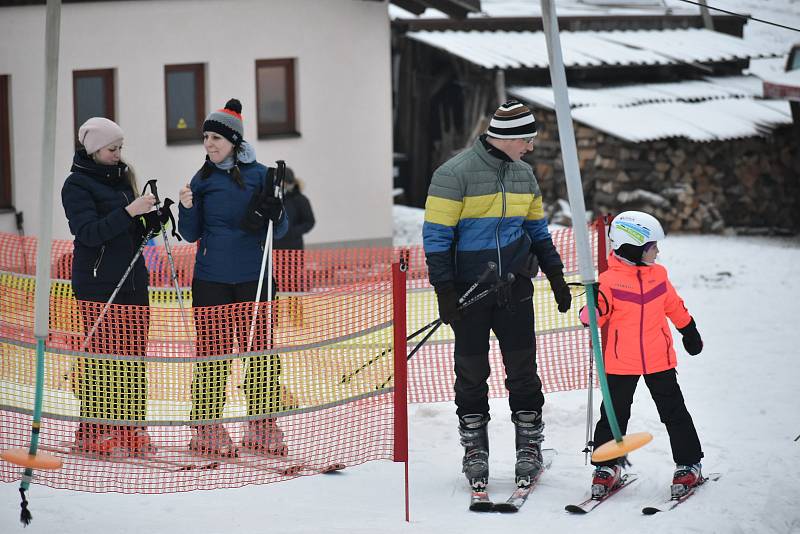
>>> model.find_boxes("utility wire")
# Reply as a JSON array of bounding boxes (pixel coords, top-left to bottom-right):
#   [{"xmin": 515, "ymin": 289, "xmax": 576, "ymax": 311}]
[{"xmin": 676, "ymin": 0, "xmax": 800, "ymax": 33}]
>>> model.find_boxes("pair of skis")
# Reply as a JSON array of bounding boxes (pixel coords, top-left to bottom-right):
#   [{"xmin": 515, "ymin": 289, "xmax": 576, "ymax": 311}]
[
  {"xmin": 469, "ymin": 448, "xmax": 556, "ymax": 513},
  {"xmin": 565, "ymin": 472, "xmax": 721, "ymax": 515},
  {"xmin": 42, "ymin": 442, "xmax": 345, "ymax": 477}
]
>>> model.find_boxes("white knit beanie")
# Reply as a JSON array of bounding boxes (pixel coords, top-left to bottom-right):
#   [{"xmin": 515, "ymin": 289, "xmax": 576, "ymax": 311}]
[{"xmin": 78, "ymin": 117, "xmax": 124, "ymax": 155}]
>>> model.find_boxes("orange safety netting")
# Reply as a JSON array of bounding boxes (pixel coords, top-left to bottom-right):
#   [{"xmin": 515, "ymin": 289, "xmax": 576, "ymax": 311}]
[{"xmin": 0, "ymin": 223, "xmax": 600, "ymax": 493}]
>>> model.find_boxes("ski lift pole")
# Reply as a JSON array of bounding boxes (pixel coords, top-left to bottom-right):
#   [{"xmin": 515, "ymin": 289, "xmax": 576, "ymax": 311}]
[
  {"xmin": 540, "ymin": 0, "xmax": 652, "ymax": 462},
  {"xmin": 0, "ymin": 0, "xmax": 64, "ymax": 526}
]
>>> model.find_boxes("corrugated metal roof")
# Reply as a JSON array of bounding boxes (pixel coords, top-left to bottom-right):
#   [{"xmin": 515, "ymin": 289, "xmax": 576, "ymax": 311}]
[
  {"xmin": 406, "ymin": 28, "xmax": 779, "ymax": 69},
  {"xmin": 510, "ymin": 76, "xmax": 764, "ymax": 109},
  {"xmin": 569, "ymin": 99, "xmax": 791, "ymax": 142},
  {"xmin": 508, "ymin": 77, "xmax": 792, "ymax": 142}
]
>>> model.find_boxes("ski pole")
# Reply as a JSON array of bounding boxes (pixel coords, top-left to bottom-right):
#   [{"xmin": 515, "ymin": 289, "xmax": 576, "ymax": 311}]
[
  {"xmin": 374, "ymin": 272, "xmax": 516, "ymax": 390},
  {"xmin": 144, "ymin": 179, "xmax": 191, "ymax": 335},
  {"xmin": 80, "ymin": 229, "xmax": 156, "ymax": 352},
  {"xmin": 583, "ymin": 335, "xmax": 595, "ymax": 465},
  {"xmin": 340, "ymin": 262, "xmax": 497, "ymax": 385},
  {"xmin": 246, "ymin": 160, "xmax": 286, "ymax": 353}
]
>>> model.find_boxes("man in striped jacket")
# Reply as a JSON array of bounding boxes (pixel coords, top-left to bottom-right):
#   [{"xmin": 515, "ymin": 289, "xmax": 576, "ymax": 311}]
[{"xmin": 423, "ymin": 101, "xmax": 572, "ymax": 490}]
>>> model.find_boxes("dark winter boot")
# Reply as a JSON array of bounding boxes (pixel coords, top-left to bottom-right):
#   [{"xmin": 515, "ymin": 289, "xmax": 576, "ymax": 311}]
[
  {"xmin": 458, "ymin": 413, "xmax": 490, "ymax": 489},
  {"xmin": 512, "ymin": 410, "xmax": 544, "ymax": 487}
]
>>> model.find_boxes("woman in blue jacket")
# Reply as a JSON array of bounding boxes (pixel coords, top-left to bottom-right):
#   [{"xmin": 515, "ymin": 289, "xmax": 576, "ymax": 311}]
[
  {"xmin": 61, "ymin": 117, "xmax": 156, "ymax": 457},
  {"xmin": 178, "ymin": 99, "xmax": 289, "ymax": 457}
]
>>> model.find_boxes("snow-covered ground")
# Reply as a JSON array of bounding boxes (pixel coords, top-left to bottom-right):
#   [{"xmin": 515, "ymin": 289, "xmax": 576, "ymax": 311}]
[
  {"xmin": 3, "ymin": 205, "xmax": 799, "ymax": 533},
  {"xmin": 2, "ymin": 1, "xmax": 799, "ymax": 531}
]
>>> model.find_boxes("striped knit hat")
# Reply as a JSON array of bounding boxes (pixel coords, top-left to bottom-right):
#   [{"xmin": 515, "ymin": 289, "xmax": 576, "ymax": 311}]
[
  {"xmin": 203, "ymin": 99, "xmax": 244, "ymax": 145},
  {"xmin": 487, "ymin": 100, "xmax": 537, "ymax": 139}
]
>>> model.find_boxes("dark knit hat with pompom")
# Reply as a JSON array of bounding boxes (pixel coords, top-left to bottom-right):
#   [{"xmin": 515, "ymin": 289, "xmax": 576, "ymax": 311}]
[{"xmin": 203, "ymin": 98, "xmax": 244, "ymax": 145}]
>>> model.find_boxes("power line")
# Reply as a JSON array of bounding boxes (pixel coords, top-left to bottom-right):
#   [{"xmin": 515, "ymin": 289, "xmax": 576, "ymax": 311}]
[{"xmin": 676, "ymin": 0, "xmax": 800, "ymax": 33}]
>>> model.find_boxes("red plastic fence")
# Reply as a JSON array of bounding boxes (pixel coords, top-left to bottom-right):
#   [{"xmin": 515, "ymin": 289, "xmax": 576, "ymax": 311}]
[{"xmin": 0, "ymin": 223, "xmax": 600, "ymax": 493}]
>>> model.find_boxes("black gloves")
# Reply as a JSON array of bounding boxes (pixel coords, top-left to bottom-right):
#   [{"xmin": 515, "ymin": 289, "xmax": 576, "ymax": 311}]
[
  {"xmin": 678, "ymin": 317, "xmax": 703, "ymax": 355},
  {"xmin": 546, "ymin": 271, "xmax": 572, "ymax": 314},
  {"xmin": 261, "ymin": 196, "xmax": 283, "ymax": 224},
  {"xmin": 434, "ymin": 284, "xmax": 461, "ymax": 325},
  {"xmin": 136, "ymin": 198, "xmax": 181, "ymax": 242},
  {"xmin": 241, "ymin": 194, "xmax": 283, "ymax": 234}
]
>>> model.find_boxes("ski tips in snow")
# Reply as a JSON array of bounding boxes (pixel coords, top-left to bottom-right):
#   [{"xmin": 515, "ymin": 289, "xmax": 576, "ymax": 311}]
[
  {"xmin": 468, "ymin": 448, "xmax": 556, "ymax": 513},
  {"xmin": 642, "ymin": 472, "xmax": 721, "ymax": 515},
  {"xmin": 565, "ymin": 473, "xmax": 639, "ymax": 514}
]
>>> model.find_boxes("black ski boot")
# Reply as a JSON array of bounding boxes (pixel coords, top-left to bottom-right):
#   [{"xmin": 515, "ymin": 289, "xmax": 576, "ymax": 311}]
[
  {"xmin": 512, "ymin": 410, "xmax": 544, "ymax": 487},
  {"xmin": 459, "ymin": 413, "xmax": 490, "ymax": 489}
]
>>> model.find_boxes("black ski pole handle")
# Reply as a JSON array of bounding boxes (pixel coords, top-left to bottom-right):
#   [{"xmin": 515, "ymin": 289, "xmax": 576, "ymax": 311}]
[
  {"xmin": 275, "ymin": 160, "xmax": 286, "ymax": 196},
  {"xmin": 143, "ymin": 179, "xmax": 161, "ymax": 206},
  {"xmin": 457, "ymin": 262, "xmax": 496, "ymax": 306}
]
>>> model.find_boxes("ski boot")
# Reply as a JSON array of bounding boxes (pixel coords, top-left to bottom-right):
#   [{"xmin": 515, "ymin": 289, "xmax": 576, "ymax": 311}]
[
  {"xmin": 591, "ymin": 465, "xmax": 623, "ymax": 498},
  {"xmin": 458, "ymin": 413, "xmax": 490, "ymax": 490},
  {"xmin": 72, "ymin": 423, "xmax": 122, "ymax": 457},
  {"xmin": 241, "ymin": 418, "xmax": 288, "ymax": 457},
  {"xmin": 189, "ymin": 423, "xmax": 238, "ymax": 457},
  {"xmin": 512, "ymin": 410, "xmax": 544, "ymax": 487},
  {"xmin": 116, "ymin": 426, "xmax": 157, "ymax": 458},
  {"xmin": 671, "ymin": 463, "xmax": 703, "ymax": 498}
]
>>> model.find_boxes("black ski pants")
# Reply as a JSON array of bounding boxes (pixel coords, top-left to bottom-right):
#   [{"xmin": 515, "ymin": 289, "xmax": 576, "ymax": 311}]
[
  {"xmin": 592, "ymin": 369, "xmax": 703, "ymax": 467},
  {"xmin": 451, "ymin": 276, "xmax": 543, "ymax": 418}
]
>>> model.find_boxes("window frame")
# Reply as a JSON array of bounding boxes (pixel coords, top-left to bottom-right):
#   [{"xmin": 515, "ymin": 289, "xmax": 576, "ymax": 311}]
[
  {"xmin": 0, "ymin": 75, "xmax": 11, "ymax": 210},
  {"xmin": 164, "ymin": 63, "xmax": 206, "ymax": 144},
  {"xmin": 72, "ymin": 68, "xmax": 115, "ymax": 148},
  {"xmin": 255, "ymin": 58, "xmax": 299, "ymax": 138}
]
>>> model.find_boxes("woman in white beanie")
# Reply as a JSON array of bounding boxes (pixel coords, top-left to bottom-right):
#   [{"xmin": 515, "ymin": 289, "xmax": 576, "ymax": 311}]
[{"xmin": 61, "ymin": 117, "xmax": 157, "ymax": 457}]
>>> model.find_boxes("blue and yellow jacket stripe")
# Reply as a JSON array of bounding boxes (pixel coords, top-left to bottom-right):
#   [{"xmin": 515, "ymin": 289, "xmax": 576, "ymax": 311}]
[{"xmin": 423, "ymin": 137, "xmax": 563, "ymax": 286}]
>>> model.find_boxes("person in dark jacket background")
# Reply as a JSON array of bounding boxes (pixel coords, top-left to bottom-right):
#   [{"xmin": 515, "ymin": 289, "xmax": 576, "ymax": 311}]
[
  {"xmin": 178, "ymin": 99, "xmax": 289, "ymax": 458},
  {"xmin": 274, "ymin": 168, "xmax": 315, "ymax": 293},
  {"xmin": 61, "ymin": 117, "xmax": 156, "ymax": 457},
  {"xmin": 274, "ymin": 168, "xmax": 315, "ymax": 251}
]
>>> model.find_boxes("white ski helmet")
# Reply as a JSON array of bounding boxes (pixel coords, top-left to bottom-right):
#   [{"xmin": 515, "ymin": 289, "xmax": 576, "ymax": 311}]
[{"xmin": 609, "ymin": 211, "xmax": 665, "ymax": 250}]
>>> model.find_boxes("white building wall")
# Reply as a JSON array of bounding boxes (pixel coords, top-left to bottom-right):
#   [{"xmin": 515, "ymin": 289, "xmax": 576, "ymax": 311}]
[{"xmin": 0, "ymin": 0, "xmax": 393, "ymax": 246}]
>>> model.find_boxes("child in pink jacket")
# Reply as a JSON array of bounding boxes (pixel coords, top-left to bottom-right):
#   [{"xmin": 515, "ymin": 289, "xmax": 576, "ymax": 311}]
[{"xmin": 583, "ymin": 211, "xmax": 704, "ymax": 500}]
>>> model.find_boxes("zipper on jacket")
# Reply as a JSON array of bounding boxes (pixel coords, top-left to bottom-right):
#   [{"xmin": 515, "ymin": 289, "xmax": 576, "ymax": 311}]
[
  {"xmin": 662, "ymin": 328, "xmax": 673, "ymax": 366},
  {"xmin": 613, "ymin": 330, "xmax": 619, "ymax": 359},
  {"xmin": 494, "ymin": 164, "xmax": 507, "ymax": 277},
  {"xmin": 637, "ymin": 270, "xmax": 647, "ymax": 374},
  {"xmin": 122, "ymin": 190, "xmax": 136, "ymax": 291},
  {"xmin": 93, "ymin": 245, "xmax": 106, "ymax": 278}
]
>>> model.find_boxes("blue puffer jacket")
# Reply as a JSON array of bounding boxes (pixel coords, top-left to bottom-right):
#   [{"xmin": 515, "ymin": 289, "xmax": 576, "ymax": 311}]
[
  {"xmin": 178, "ymin": 160, "xmax": 288, "ymax": 284},
  {"xmin": 61, "ymin": 150, "xmax": 149, "ymax": 301}
]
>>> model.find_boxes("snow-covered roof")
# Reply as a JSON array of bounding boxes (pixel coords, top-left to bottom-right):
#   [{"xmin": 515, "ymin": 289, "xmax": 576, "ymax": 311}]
[
  {"xmin": 511, "ymin": 76, "xmax": 764, "ymax": 108},
  {"xmin": 509, "ymin": 76, "xmax": 793, "ymax": 142},
  {"xmin": 762, "ymin": 69, "xmax": 800, "ymax": 101},
  {"xmin": 406, "ymin": 28, "xmax": 780, "ymax": 69},
  {"xmin": 390, "ymin": 0, "xmax": 698, "ymax": 19}
]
